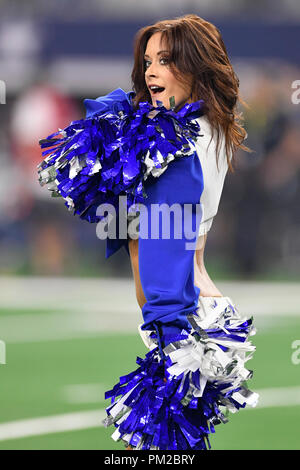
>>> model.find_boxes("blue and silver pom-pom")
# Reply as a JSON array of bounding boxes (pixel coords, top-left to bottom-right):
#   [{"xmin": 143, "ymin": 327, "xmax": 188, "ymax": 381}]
[
  {"xmin": 37, "ymin": 95, "xmax": 204, "ymax": 223},
  {"xmin": 103, "ymin": 297, "xmax": 259, "ymax": 450}
]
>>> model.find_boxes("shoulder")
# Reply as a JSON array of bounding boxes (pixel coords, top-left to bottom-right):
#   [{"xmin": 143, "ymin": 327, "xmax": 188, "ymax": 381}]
[{"xmin": 192, "ymin": 114, "xmax": 232, "ymax": 171}]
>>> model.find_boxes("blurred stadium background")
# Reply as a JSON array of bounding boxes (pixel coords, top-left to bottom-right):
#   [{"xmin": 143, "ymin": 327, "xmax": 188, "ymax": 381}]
[{"xmin": 0, "ymin": 0, "xmax": 299, "ymax": 450}]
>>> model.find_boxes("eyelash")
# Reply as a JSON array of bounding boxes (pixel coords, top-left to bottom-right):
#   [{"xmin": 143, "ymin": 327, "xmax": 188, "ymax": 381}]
[{"xmin": 144, "ymin": 57, "xmax": 169, "ymax": 69}]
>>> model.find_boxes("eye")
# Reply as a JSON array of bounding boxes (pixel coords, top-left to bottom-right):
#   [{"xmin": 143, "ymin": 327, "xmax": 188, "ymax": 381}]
[
  {"xmin": 160, "ymin": 56, "xmax": 169, "ymax": 65},
  {"xmin": 144, "ymin": 57, "xmax": 170, "ymax": 69}
]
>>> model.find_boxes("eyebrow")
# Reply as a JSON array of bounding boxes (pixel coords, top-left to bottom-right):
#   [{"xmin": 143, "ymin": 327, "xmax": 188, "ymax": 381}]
[{"xmin": 144, "ymin": 50, "xmax": 169, "ymax": 58}]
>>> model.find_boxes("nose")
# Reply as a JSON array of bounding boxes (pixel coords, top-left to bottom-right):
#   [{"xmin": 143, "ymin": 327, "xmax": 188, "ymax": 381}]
[{"xmin": 145, "ymin": 62, "xmax": 158, "ymax": 80}]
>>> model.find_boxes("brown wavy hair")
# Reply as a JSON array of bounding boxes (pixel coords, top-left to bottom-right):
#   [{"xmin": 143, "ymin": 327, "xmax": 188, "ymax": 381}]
[{"xmin": 131, "ymin": 14, "xmax": 252, "ymax": 173}]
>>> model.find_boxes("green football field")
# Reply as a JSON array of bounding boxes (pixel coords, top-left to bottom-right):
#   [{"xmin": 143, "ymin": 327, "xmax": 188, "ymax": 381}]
[{"xmin": 0, "ymin": 277, "xmax": 299, "ymax": 450}]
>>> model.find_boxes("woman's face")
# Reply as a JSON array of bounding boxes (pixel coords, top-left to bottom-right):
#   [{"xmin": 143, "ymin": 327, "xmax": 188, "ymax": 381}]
[{"xmin": 144, "ymin": 32, "xmax": 193, "ymax": 111}]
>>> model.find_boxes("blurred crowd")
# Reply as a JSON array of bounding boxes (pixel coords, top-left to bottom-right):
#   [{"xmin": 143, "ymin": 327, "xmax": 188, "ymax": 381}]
[
  {"xmin": 217, "ymin": 64, "xmax": 300, "ymax": 279},
  {"xmin": 1, "ymin": 0, "xmax": 300, "ymax": 21},
  {"xmin": 0, "ymin": 59, "xmax": 299, "ymax": 281},
  {"xmin": 0, "ymin": 7, "xmax": 299, "ymax": 280}
]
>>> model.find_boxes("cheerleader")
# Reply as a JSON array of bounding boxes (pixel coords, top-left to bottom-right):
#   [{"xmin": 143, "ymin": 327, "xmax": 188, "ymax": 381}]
[{"xmin": 37, "ymin": 14, "xmax": 259, "ymax": 450}]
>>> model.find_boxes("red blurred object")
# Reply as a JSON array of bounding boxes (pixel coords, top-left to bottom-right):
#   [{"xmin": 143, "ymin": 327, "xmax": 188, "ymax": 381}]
[
  {"xmin": 4, "ymin": 84, "xmax": 80, "ymax": 221},
  {"xmin": 10, "ymin": 84, "xmax": 80, "ymax": 177}
]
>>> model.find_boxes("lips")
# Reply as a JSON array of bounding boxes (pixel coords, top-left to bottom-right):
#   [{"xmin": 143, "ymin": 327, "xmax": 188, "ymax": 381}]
[{"xmin": 148, "ymin": 85, "xmax": 165, "ymax": 95}]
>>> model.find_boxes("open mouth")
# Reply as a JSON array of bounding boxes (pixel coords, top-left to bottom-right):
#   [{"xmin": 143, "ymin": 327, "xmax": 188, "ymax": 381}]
[{"xmin": 149, "ymin": 86, "xmax": 165, "ymax": 95}]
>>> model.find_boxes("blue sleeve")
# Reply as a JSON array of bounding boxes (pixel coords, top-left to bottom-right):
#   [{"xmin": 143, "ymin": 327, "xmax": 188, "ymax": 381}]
[
  {"xmin": 138, "ymin": 150, "xmax": 204, "ymax": 349},
  {"xmin": 83, "ymin": 88, "xmax": 135, "ymax": 259},
  {"xmin": 84, "ymin": 87, "xmax": 135, "ymax": 119}
]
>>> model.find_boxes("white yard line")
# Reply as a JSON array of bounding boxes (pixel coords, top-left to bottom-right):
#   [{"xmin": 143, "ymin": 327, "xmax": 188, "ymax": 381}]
[
  {"xmin": 0, "ymin": 276, "xmax": 138, "ymax": 312},
  {"xmin": 61, "ymin": 384, "xmax": 107, "ymax": 404},
  {"xmin": 0, "ymin": 386, "xmax": 299, "ymax": 442},
  {"xmin": 61, "ymin": 383, "xmax": 300, "ymax": 408},
  {"xmin": 253, "ymin": 385, "xmax": 300, "ymax": 408},
  {"xmin": 0, "ymin": 309, "xmax": 141, "ymax": 343},
  {"xmin": 0, "ymin": 410, "xmax": 106, "ymax": 441},
  {"xmin": 0, "ymin": 276, "xmax": 299, "ymax": 316},
  {"xmin": 0, "ymin": 277, "xmax": 299, "ymax": 343},
  {"xmin": 0, "ymin": 308, "xmax": 296, "ymax": 344}
]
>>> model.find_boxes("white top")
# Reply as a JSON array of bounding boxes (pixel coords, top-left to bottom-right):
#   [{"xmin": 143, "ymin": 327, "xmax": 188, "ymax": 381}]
[{"xmin": 192, "ymin": 115, "xmax": 231, "ymax": 236}]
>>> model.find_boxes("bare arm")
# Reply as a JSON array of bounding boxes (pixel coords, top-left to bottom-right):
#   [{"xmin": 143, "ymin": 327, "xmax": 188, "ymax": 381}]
[
  {"xmin": 128, "ymin": 238, "xmax": 147, "ymax": 309},
  {"xmin": 193, "ymin": 233, "xmax": 223, "ymax": 297}
]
